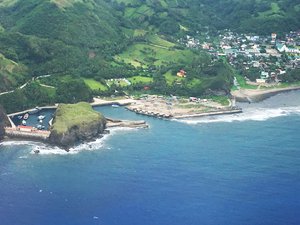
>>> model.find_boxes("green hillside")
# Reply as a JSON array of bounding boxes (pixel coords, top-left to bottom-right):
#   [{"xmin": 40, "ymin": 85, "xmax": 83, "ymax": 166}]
[{"xmin": 0, "ymin": 0, "xmax": 299, "ymax": 112}]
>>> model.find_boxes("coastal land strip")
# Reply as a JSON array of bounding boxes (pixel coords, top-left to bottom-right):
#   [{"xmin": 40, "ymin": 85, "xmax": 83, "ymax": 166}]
[
  {"xmin": 232, "ymin": 86, "xmax": 300, "ymax": 103},
  {"xmin": 2, "ymin": 86, "xmax": 300, "ymax": 149}
]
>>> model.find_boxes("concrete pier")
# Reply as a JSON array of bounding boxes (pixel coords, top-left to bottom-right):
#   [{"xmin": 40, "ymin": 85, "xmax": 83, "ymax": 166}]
[{"xmin": 4, "ymin": 127, "xmax": 50, "ymax": 141}]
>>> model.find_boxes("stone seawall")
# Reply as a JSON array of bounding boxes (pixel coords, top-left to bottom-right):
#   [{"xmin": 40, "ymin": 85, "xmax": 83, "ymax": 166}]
[{"xmin": 5, "ymin": 127, "xmax": 50, "ymax": 141}]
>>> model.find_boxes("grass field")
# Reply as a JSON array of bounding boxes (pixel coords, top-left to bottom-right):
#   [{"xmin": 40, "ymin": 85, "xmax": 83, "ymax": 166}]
[
  {"xmin": 115, "ymin": 43, "xmax": 195, "ymax": 67},
  {"xmin": 40, "ymin": 85, "xmax": 56, "ymax": 98},
  {"xmin": 164, "ymin": 71, "xmax": 184, "ymax": 85},
  {"xmin": 147, "ymin": 35, "xmax": 175, "ymax": 48},
  {"xmin": 234, "ymin": 74, "xmax": 257, "ymax": 90},
  {"xmin": 106, "ymin": 79, "xmax": 130, "ymax": 87},
  {"xmin": 128, "ymin": 76, "xmax": 153, "ymax": 84},
  {"xmin": 83, "ymin": 79, "xmax": 108, "ymax": 91},
  {"xmin": 258, "ymin": 2, "xmax": 283, "ymax": 18}
]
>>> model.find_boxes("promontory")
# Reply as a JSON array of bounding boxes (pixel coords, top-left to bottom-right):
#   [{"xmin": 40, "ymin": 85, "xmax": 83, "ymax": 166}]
[{"xmin": 49, "ymin": 102, "xmax": 106, "ymax": 148}]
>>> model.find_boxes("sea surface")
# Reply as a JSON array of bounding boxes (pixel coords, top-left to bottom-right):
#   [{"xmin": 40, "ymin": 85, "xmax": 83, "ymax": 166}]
[{"xmin": 1, "ymin": 91, "xmax": 300, "ymax": 225}]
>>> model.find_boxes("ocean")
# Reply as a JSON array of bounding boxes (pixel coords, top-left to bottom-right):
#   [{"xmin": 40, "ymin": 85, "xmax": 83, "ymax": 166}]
[{"xmin": 0, "ymin": 91, "xmax": 300, "ymax": 225}]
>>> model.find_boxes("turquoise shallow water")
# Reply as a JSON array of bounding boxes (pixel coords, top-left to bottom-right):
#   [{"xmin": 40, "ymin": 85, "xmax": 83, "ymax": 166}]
[{"xmin": 0, "ymin": 92, "xmax": 300, "ymax": 225}]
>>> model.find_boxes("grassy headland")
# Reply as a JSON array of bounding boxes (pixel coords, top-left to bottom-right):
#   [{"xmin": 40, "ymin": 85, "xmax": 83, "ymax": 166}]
[{"xmin": 51, "ymin": 102, "xmax": 105, "ymax": 135}]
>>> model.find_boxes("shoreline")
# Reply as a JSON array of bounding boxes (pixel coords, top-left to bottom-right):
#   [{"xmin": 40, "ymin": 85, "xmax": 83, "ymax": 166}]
[{"xmin": 231, "ymin": 86, "xmax": 300, "ymax": 103}]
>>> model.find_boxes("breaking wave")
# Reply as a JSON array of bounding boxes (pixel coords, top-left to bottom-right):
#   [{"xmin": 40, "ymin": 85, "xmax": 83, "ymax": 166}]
[
  {"xmin": 176, "ymin": 106, "xmax": 300, "ymax": 125},
  {"xmin": 0, "ymin": 127, "xmax": 137, "ymax": 155}
]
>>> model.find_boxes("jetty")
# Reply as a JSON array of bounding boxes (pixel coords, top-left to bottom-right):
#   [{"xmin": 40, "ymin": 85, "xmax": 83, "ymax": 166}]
[
  {"xmin": 106, "ymin": 118, "xmax": 149, "ymax": 128},
  {"xmin": 4, "ymin": 126, "xmax": 50, "ymax": 141},
  {"xmin": 8, "ymin": 105, "xmax": 58, "ymax": 117},
  {"xmin": 173, "ymin": 108, "xmax": 243, "ymax": 119}
]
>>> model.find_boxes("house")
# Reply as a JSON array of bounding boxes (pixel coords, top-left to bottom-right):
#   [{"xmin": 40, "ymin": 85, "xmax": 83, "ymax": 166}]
[
  {"xmin": 177, "ymin": 69, "xmax": 187, "ymax": 78},
  {"xmin": 261, "ymin": 71, "xmax": 269, "ymax": 79},
  {"xmin": 276, "ymin": 43, "xmax": 300, "ymax": 53},
  {"xmin": 256, "ymin": 79, "xmax": 266, "ymax": 84}
]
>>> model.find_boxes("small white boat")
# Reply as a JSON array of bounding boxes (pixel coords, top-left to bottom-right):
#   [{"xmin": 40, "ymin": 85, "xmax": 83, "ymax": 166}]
[
  {"xmin": 38, "ymin": 115, "xmax": 45, "ymax": 120},
  {"xmin": 17, "ymin": 115, "xmax": 23, "ymax": 120},
  {"xmin": 22, "ymin": 120, "xmax": 27, "ymax": 125},
  {"xmin": 39, "ymin": 119, "xmax": 43, "ymax": 123},
  {"xmin": 37, "ymin": 124, "xmax": 45, "ymax": 130},
  {"xmin": 111, "ymin": 104, "xmax": 119, "ymax": 108}
]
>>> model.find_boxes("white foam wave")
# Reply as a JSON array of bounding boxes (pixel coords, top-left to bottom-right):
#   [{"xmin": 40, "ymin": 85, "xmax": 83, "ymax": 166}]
[
  {"xmin": 176, "ymin": 106, "xmax": 300, "ymax": 125},
  {"xmin": 0, "ymin": 127, "xmax": 138, "ymax": 155}
]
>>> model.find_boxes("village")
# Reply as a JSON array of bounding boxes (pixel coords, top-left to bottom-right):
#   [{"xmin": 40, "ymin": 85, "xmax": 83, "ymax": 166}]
[{"xmin": 180, "ymin": 30, "xmax": 300, "ymax": 87}]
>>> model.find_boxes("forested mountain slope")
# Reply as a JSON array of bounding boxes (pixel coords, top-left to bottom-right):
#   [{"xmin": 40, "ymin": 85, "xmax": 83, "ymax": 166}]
[{"xmin": 0, "ymin": 0, "xmax": 299, "ymax": 98}]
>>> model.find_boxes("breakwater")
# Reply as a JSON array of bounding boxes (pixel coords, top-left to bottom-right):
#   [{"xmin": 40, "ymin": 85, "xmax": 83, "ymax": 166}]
[
  {"xmin": 4, "ymin": 127, "xmax": 50, "ymax": 141},
  {"xmin": 173, "ymin": 109, "xmax": 243, "ymax": 119},
  {"xmin": 106, "ymin": 118, "xmax": 149, "ymax": 128},
  {"xmin": 126, "ymin": 106, "xmax": 242, "ymax": 119}
]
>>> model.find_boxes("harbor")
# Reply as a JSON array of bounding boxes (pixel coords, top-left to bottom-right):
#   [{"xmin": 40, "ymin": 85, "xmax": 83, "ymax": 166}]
[
  {"xmin": 125, "ymin": 95, "xmax": 242, "ymax": 119},
  {"xmin": 3, "ymin": 96, "xmax": 243, "ymax": 142}
]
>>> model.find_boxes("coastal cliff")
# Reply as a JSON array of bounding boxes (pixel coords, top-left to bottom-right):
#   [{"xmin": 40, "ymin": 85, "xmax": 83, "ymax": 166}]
[
  {"xmin": 0, "ymin": 105, "xmax": 10, "ymax": 140},
  {"xmin": 49, "ymin": 102, "xmax": 106, "ymax": 148}
]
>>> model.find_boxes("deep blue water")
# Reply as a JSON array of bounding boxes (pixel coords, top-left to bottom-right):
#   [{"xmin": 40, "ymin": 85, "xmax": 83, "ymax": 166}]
[{"xmin": 1, "ymin": 92, "xmax": 300, "ymax": 225}]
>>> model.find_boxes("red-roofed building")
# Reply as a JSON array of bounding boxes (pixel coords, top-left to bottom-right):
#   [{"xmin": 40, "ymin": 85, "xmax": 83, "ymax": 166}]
[
  {"xmin": 177, "ymin": 69, "xmax": 187, "ymax": 78},
  {"xmin": 18, "ymin": 125, "xmax": 34, "ymax": 132}
]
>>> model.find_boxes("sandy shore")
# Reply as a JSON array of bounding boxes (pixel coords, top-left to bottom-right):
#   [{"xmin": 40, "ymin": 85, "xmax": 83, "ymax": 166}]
[{"xmin": 232, "ymin": 86, "xmax": 300, "ymax": 102}]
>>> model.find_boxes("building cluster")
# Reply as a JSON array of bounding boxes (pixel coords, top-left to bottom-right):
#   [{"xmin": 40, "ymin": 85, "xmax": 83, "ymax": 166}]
[{"xmin": 183, "ymin": 30, "xmax": 300, "ymax": 85}]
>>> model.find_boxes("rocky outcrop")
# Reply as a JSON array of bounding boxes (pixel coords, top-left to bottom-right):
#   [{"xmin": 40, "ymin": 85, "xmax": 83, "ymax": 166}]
[
  {"xmin": 0, "ymin": 105, "xmax": 10, "ymax": 141},
  {"xmin": 48, "ymin": 102, "xmax": 106, "ymax": 148}
]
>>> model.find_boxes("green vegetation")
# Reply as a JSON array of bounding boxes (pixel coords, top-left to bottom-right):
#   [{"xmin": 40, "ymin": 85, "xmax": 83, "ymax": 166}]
[
  {"xmin": 209, "ymin": 96, "xmax": 230, "ymax": 106},
  {"xmin": 115, "ymin": 43, "xmax": 195, "ymax": 67},
  {"xmin": 1, "ymin": 0, "xmax": 299, "ymax": 113},
  {"xmin": 51, "ymin": 102, "xmax": 105, "ymax": 134},
  {"xmin": 234, "ymin": 74, "xmax": 257, "ymax": 90},
  {"xmin": 84, "ymin": 79, "xmax": 108, "ymax": 91},
  {"xmin": 128, "ymin": 76, "xmax": 153, "ymax": 84},
  {"xmin": 0, "ymin": 53, "xmax": 28, "ymax": 92}
]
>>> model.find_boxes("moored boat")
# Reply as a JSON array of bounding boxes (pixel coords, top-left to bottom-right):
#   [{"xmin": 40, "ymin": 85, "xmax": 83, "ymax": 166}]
[
  {"xmin": 23, "ymin": 113, "xmax": 29, "ymax": 120},
  {"xmin": 38, "ymin": 115, "xmax": 45, "ymax": 120}
]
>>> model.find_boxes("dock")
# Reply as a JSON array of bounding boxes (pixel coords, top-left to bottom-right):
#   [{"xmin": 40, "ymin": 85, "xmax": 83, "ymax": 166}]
[
  {"xmin": 173, "ymin": 108, "xmax": 243, "ymax": 119},
  {"xmin": 106, "ymin": 118, "xmax": 149, "ymax": 128},
  {"xmin": 4, "ymin": 127, "xmax": 50, "ymax": 141}
]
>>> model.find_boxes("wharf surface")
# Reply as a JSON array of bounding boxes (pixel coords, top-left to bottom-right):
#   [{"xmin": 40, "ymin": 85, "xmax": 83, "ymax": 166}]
[
  {"xmin": 173, "ymin": 109, "xmax": 243, "ymax": 119},
  {"xmin": 4, "ymin": 127, "xmax": 50, "ymax": 141},
  {"xmin": 127, "ymin": 106, "xmax": 242, "ymax": 119}
]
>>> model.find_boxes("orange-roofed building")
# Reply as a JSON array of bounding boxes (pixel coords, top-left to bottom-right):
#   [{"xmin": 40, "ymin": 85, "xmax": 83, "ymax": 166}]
[{"xmin": 18, "ymin": 125, "xmax": 34, "ymax": 132}]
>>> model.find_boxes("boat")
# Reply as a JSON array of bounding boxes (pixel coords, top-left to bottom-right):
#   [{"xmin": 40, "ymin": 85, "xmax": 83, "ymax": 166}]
[
  {"xmin": 17, "ymin": 115, "xmax": 23, "ymax": 120},
  {"xmin": 111, "ymin": 104, "xmax": 120, "ymax": 108},
  {"xmin": 39, "ymin": 119, "xmax": 43, "ymax": 123},
  {"xmin": 34, "ymin": 149, "xmax": 40, "ymax": 154},
  {"xmin": 37, "ymin": 124, "xmax": 45, "ymax": 130},
  {"xmin": 38, "ymin": 115, "xmax": 45, "ymax": 120},
  {"xmin": 23, "ymin": 113, "xmax": 29, "ymax": 120},
  {"xmin": 22, "ymin": 120, "xmax": 27, "ymax": 125}
]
